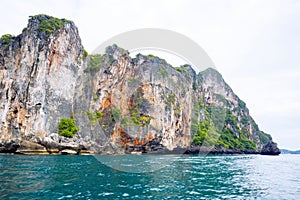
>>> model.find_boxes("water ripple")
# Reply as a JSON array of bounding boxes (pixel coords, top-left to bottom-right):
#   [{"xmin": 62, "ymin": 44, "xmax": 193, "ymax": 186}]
[{"xmin": 0, "ymin": 154, "xmax": 299, "ymax": 199}]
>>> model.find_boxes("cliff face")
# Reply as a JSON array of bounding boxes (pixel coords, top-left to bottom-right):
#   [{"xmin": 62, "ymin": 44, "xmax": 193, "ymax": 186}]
[
  {"xmin": 0, "ymin": 15, "xmax": 279, "ymax": 155},
  {"xmin": 0, "ymin": 15, "xmax": 84, "ymax": 153},
  {"xmin": 74, "ymin": 47, "xmax": 195, "ymax": 153},
  {"xmin": 197, "ymin": 68, "xmax": 276, "ymax": 152}
]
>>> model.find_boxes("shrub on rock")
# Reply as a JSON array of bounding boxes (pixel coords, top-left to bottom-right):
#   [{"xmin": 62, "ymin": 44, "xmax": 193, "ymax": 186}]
[{"xmin": 58, "ymin": 118, "xmax": 79, "ymax": 138}]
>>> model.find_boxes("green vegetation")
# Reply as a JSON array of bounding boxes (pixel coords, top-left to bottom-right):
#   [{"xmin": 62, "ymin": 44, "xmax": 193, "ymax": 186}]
[
  {"xmin": 83, "ymin": 49, "xmax": 88, "ymax": 60},
  {"xmin": 130, "ymin": 107, "xmax": 150, "ymax": 126},
  {"xmin": 192, "ymin": 82, "xmax": 198, "ymax": 90},
  {"xmin": 112, "ymin": 108, "xmax": 121, "ymax": 121},
  {"xmin": 257, "ymin": 131, "xmax": 272, "ymax": 145},
  {"xmin": 121, "ymin": 116, "xmax": 133, "ymax": 127},
  {"xmin": 147, "ymin": 54, "xmax": 159, "ymax": 59},
  {"xmin": 191, "ymin": 100, "xmax": 220, "ymax": 146},
  {"xmin": 174, "ymin": 105, "xmax": 181, "ymax": 116},
  {"xmin": 125, "ymin": 88, "xmax": 151, "ymax": 126},
  {"xmin": 191, "ymin": 98, "xmax": 257, "ymax": 151},
  {"xmin": 220, "ymin": 109, "xmax": 257, "ymax": 150},
  {"xmin": 120, "ymin": 113, "xmax": 150, "ymax": 127},
  {"xmin": 132, "ymin": 88, "xmax": 143, "ymax": 107},
  {"xmin": 127, "ymin": 78, "xmax": 136, "ymax": 83},
  {"xmin": 214, "ymin": 94, "xmax": 229, "ymax": 106},
  {"xmin": 136, "ymin": 115, "xmax": 150, "ymax": 126},
  {"xmin": 58, "ymin": 118, "xmax": 79, "ymax": 138},
  {"xmin": 175, "ymin": 67, "xmax": 188, "ymax": 73},
  {"xmin": 240, "ymin": 115, "xmax": 249, "ymax": 126},
  {"xmin": 83, "ymin": 54, "xmax": 105, "ymax": 74},
  {"xmin": 163, "ymin": 92, "xmax": 181, "ymax": 115},
  {"xmin": 0, "ymin": 34, "xmax": 15, "ymax": 45},
  {"xmin": 108, "ymin": 55, "xmax": 115, "ymax": 64},
  {"xmin": 146, "ymin": 54, "xmax": 167, "ymax": 64},
  {"xmin": 158, "ymin": 64, "xmax": 168, "ymax": 77},
  {"xmin": 93, "ymin": 93, "xmax": 99, "ymax": 100},
  {"xmin": 105, "ymin": 44, "xmax": 128, "ymax": 56},
  {"xmin": 238, "ymin": 99, "xmax": 246, "ymax": 109},
  {"xmin": 206, "ymin": 105, "xmax": 226, "ymax": 131},
  {"xmin": 197, "ymin": 73, "xmax": 203, "ymax": 83},
  {"xmin": 240, "ymin": 136, "xmax": 257, "ymax": 150},
  {"xmin": 86, "ymin": 111, "xmax": 103, "ymax": 126},
  {"xmin": 191, "ymin": 99, "xmax": 219, "ymax": 146},
  {"xmin": 168, "ymin": 93, "xmax": 175, "ymax": 103},
  {"xmin": 165, "ymin": 93, "xmax": 175, "ymax": 110},
  {"xmin": 216, "ymin": 128, "xmax": 256, "ymax": 150},
  {"xmin": 33, "ymin": 14, "xmax": 70, "ymax": 36},
  {"xmin": 192, "ymin": 125, "xmax": 220, "ymax": 146},
  {"xmin": 224, "ymin": 110, "xmax": 237, "ymax": 127}
]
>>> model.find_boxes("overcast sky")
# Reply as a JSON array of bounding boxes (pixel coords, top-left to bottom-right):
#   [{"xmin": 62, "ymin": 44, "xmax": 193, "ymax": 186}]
[{"xmin": 0, "ymin": 0, "xmax": 299, "ymax": 150}]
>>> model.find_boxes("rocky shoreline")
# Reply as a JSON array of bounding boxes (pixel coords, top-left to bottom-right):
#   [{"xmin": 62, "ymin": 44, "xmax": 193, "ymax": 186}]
[
  {"xmin": 0, "ymin": 137, "xmax": 280, "ymax": 155},
  {"xmin": 0, "ymin": 134, "xmax": 95, "ymax": 155},
  {"xmin": 133, "ymin": 141, "xmax": 280, "ymax": 155}
]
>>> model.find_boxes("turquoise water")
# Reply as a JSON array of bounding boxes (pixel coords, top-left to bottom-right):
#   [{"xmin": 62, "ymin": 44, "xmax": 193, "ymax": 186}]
[{"xmin": 0, "ymin": 154, "xmax": 299, "ymax": 199}]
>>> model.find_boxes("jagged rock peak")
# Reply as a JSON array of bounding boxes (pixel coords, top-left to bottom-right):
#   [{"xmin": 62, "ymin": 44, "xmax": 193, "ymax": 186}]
[
  {"xmin": 0, "ymin": 14, "xmax": 83, "ymax": 55},
  {"xmin": 105, "ymin": 44, "xmax": 129, "ymax": 59},
  {"xmin": 25, "ymin": 14, "xmax": 74, "ymax": 36},
  {"xmin": 180, "ymin": 64, "xmax": 196, "ymax": 75},
  {"xmin": 199, "ymin": 67, "xmax": 223, "ymax": 82},
  {"xmin": 101, "ymin": 45, "xmax": 198, "ymax": 78}
]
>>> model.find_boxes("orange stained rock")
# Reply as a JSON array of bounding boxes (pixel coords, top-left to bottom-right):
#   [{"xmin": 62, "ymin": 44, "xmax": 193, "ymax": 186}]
[
  {"xmin": 133, "ymin": 134, "xmax": 155, "ymax": 146},
  {"xmin": 128, "ymin": 96, "xmax": 134, "ymax": 108},
  {"xmin": 112, "ymin": 128, "xmax": 157, "ymax": 147},
  {"xmin": 146, "ymin": 134, "xmax": 154, "ymax": 141},
  {"xmin": 111, "ymin": 128, "xmax": 118, "ymax": 142},
  {"xmin": 48, "ymin": 46, "xmax": 63, "ymax": 73},
  {"xmin": 18, "ymin": 107, "xmax": 26, "ymax": 125},
  {"xmin": 111, "ymin": 127, "xmax": 132, "ymax": 147},
  {"xmin": 102, "ymin": 98, "xmax": 111, "ymax": 109},
  {"xmin": 48, "ymin": 47, "xmax": 55, "ymax": 69},
  {"xmin": 134, "ymin": 137, "xmax": 140, "ymax": 146}
]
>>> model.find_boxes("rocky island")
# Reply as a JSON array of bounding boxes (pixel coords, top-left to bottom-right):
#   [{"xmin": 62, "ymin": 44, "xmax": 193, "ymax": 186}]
[{"xmin": 0, "ymin": 15, "xmax": 280, "ymax": 155}]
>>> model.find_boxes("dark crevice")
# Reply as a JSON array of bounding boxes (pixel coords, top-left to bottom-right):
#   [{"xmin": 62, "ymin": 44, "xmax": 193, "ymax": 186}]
[
  {"xmin": 25, "ymin": 82, "xmax": 30, "ymax": 104},
  {"xmin": 6, "ymin": 89, "xmax": 9, "ymax": 99}
]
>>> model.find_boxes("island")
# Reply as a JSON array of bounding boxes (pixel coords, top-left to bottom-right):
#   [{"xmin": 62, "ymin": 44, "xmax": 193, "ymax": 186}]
[{"xmin": 0, "ymin": 14, "xmax": 280, "ymax": 155}]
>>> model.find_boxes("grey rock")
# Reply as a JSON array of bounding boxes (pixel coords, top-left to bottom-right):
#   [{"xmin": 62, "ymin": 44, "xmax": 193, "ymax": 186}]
[
  {"xmin": 0, "ymin": 15, "xmax": 280, "ymax": 155},
  {"xmin": 0, "ymin": 141, "xmax": 20, "ymax": 153},
  {"xmin": 19, "ymin": 140, "xmax": 46, "ymax": 150},
  {"xmin": 261, "ymin": 141, "xmax": 281, "ymax": 155},
  {"xmin": 0, "ymin": 14, "xmax": 83, "ymax": 145}
]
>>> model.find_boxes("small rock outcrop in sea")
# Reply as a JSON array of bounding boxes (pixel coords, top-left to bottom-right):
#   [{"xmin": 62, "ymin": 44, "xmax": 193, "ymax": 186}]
[
  {"xmin": 261, "ymin": 141, "xmax": 281, "ymax": 155},
  {"xmin": 0, "ymin": 14, "xmax": 280, "ymax": 155}
]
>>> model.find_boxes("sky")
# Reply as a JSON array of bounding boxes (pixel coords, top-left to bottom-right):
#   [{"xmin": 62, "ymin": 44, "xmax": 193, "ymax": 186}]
[{"xmin": 0, "ymin": 0, "xmax": 299, "ymax": 150}]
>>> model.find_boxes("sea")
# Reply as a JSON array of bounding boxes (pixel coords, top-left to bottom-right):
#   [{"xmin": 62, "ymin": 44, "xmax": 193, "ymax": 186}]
[{"xmin": 0, "ymin": 154, "xmax": 299, "ymax": 199}]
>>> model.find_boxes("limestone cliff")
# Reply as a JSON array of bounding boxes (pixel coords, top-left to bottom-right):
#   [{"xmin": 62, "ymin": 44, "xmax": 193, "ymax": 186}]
[
  {"xmin": 0, "ymin": 15, "xmax": 84, "ymax": 153},
  {"xmin": 0, "ymin": 15, "xmax": 279, "ymax": 155}
]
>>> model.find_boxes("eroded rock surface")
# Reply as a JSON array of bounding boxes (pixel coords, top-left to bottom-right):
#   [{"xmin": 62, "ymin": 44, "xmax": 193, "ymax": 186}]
[
  {"xmin": 0, "ymin": 14, "xmax": 280, "ymax": 155},
  {"xmin": 261, "ymin": 141, "xmax": 281, "ymax": 155}
]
